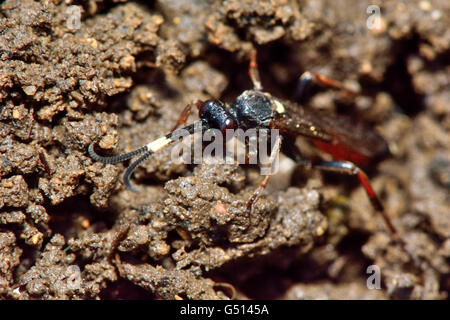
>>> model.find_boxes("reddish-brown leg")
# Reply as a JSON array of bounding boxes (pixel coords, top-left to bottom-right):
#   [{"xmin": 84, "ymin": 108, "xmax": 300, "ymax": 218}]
[
  {"xmin": 246, "ymin": 174, "xmax": 271, "ymax": 216},
  {"xmin": 249, "ymin": 50, "xmax": 263, "ymax": 91},
  {"xmin": 305, "ymin": 160, "xmax": 404, "ymax": 244},
  {"xmin": 298, "ymin": 71, "xmax": 358, "ymax": 101},
  {"xmin": 245, "ymin": 134, "xmax": 282, "ymax": 223},
  {"xmin": 312, "ymin": 160, "xmax": 426, "ymax": 266},
  {"xmin": 169, "ymin": 100, "xmax": 204, "ymax": 134}
]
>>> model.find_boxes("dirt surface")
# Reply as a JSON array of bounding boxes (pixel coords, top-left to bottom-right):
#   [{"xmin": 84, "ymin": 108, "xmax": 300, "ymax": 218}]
[{"xmin": 0, "ymin": 0, "xmax": 449, "ymax": 300}]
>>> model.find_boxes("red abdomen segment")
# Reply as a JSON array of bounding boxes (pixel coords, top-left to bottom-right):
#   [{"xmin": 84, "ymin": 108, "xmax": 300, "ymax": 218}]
[
  {"xmin": 313, "ymin": 140, "xmax": 372, "ymax": 167},
  {"xmin": 311, "ymin": 115, "xmax": 389, "ymax": 167}
]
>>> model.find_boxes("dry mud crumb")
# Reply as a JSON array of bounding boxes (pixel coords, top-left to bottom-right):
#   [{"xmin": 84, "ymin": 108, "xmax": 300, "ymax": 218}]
[{"xmin": 0, "ymin": 0, "xmax": 449, "ymax": 299}]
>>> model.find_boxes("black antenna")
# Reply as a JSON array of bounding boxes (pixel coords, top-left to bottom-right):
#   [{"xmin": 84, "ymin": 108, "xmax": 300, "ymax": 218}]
[{"xmin": 89, "ymin": 123, "xmax": 198, "ymax": 192}]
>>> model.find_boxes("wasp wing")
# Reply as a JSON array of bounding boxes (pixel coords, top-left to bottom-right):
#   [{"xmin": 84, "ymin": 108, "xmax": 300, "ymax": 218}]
[{"xmin": 272, "ymin": 99, "xmax": 389, "ymax": 165}]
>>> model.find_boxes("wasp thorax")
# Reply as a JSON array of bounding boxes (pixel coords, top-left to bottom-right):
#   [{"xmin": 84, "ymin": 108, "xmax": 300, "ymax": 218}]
[{"xmin": 232, "ymin": 90, "xmax": 274, "ymax": 129}]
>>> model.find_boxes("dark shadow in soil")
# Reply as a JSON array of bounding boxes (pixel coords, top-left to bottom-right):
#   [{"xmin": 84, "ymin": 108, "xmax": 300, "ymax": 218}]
[
  {"xmin": 100, "ymin": 278, "xmax": 156, "ymax": 300},
  {"xmin": 48, "ymin": 195, "xmax": 117, "ymax": 237},
  {"xmin": 382, "ymin": 34, "xmax": 426, "ymax": 116}
]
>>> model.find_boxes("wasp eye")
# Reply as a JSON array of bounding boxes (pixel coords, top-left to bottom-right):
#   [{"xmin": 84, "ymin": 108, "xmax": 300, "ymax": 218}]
[{"xmin": 220, "ymin": 118, "xmax": 236, "ymax": 133}]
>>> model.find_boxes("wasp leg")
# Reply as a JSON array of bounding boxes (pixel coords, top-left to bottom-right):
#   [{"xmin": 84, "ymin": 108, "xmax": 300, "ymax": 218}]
[
  {"xmin": 249, "ymin": 49, "xmax": 263, "ymax": 91},
  {"xmin": 300, "ymin": 159, "xmax": 408, "ymax": 244},
  {"xmin": 245, "ymin": 134, "xmax": 282, "ymax": 224},
  {"xmin": 311, "ymin": 160, "xmax": 427, "ymax": 267},
  {"xmin": 170, "ymin": 100, "xmax": 204, "ymax": 134},
  {"xmin": 245, "ymin": 175, "xmax": 271, "ymax": 221},
  {"xmin": 277, "ymin": 141, "xmax": 415, "ymax": 260},
  {"xmin": 296, "ymin": 71, "xmax": 358, "ymax": 103}
]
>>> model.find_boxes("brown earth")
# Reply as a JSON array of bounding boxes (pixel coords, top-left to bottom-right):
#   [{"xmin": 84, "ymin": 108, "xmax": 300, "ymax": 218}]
[{"xmin": 0, "ymin": 0, "xmax": 449, "ymax": 300}]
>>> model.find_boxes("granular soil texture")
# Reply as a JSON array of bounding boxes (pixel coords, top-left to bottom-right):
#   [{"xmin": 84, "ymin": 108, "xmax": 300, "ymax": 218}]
[{"xmin": 0, "ymin": 0, "xmax": 449, "ymax": 300}]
